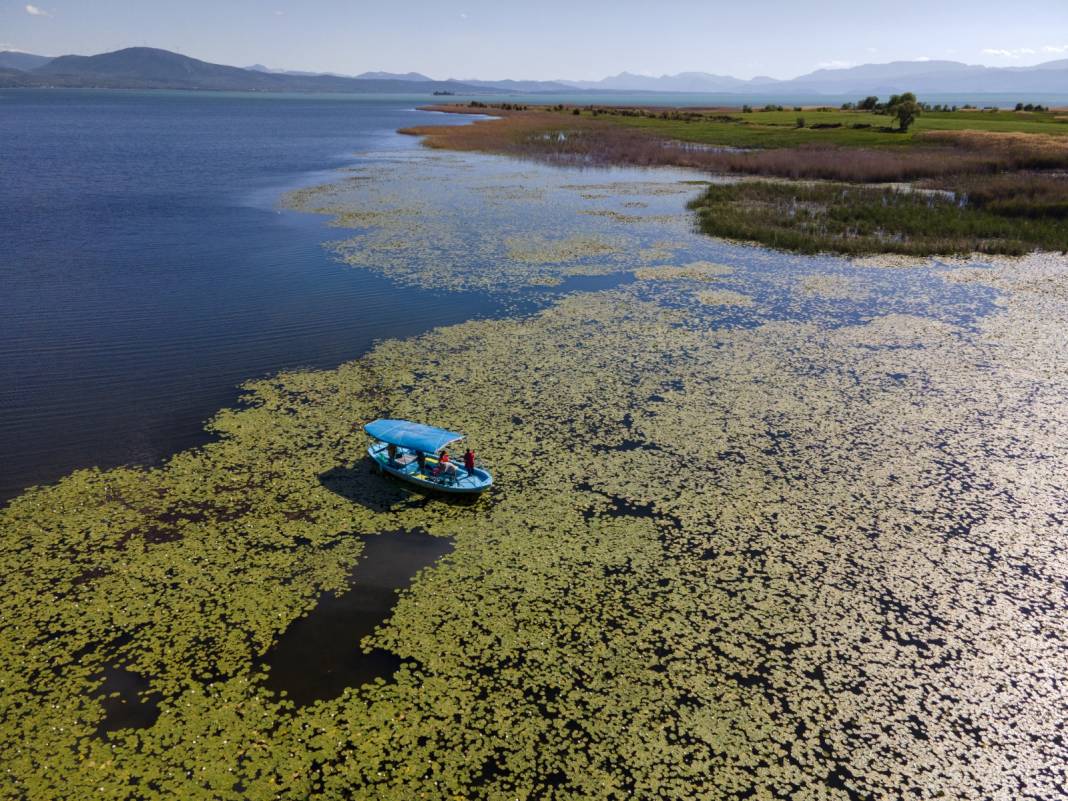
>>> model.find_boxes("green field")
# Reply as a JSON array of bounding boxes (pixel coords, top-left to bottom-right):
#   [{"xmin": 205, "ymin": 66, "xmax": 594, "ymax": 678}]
[{"xmin": 588, "ymin": 107, "xmax": 1068, "ymax": 149}]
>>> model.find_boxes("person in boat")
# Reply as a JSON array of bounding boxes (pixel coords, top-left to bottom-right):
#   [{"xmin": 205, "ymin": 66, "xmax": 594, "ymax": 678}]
[
  {"xmin": 416, "ymin": 450, "xmax": 426, "ymax": 472},
  {"xmin": 436, "ymin": 449, "xmax": 458, "ymax": 480},
  {"xmin": 464, "ymin": 448, "xmax": 476, "ymax": 478},
  {"xmin": 387, "ymin": 443, "xmax": 397, "ymax": 464}
]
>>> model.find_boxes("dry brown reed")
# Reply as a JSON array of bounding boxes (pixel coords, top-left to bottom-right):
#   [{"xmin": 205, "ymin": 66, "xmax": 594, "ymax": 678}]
[{"xmin": 402, "ymin": 108, "xmax": 1068, "ymax": 183}]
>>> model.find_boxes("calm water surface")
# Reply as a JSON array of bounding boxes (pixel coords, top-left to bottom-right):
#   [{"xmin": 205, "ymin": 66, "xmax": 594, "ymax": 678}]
[
  {"xmin": 0, "ymin": 90, "xmax": 507, "ymax": 500},
  {"xmin": 0, "ymin": 89, "xmax": 993, "ymax": 502}
]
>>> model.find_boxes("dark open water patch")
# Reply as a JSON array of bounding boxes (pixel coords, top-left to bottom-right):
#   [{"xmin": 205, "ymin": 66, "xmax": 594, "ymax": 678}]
[
  {"xmin": 95, "ymin": 664, "xmax": 162, "ymax": 736},
  {"xmin": 259, "ymin": 530, "xmax": 454, "ymax": 707},
  {"xmin": 92, "ymin": 530, "xmax": 454, "ymax": 732}
]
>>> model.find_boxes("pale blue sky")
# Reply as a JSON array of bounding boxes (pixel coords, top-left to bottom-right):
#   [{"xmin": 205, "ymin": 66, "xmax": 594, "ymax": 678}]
[{"xmin": 3, "ymin": 0, "xmax": 1066, "ymax": 79}]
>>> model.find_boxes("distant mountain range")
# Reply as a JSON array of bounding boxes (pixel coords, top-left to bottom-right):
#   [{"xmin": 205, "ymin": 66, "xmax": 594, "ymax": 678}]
[
  {"xmin": 557, "ymin": 60, "xmax": 1068, "ymax": 94},
  {"xmin": 0, "ymin": 50, "xmax": 52, "ymax": 70},
  {"xmin": 2, "ymin": 47, "xmax": 1066, "ymax": 97},
  {"xmin": 449, "ymin": 78, "xmax": 577, "ymax": 93},
  {"xmin": 246, "ymin": 64, "xmax": 437, "ymax": 82},
  {"xmin": 0, "ymin": 48, "xmax": 493, "ymax": 94},
  {"xmin": 563, "ymin": 71, "xmax": 756, "ymax": 92}
]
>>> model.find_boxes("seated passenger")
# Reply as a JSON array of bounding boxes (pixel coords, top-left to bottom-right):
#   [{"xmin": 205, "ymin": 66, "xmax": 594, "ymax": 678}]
[{"xmin": 436, "ymin": 450, "xmax": 459, "ymax": 480}]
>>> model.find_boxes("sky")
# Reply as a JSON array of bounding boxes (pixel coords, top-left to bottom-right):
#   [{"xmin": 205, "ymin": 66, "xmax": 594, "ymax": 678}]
[{"xmin": 2, "ymin": 0, "xmax": 1067, "ymax": 80}]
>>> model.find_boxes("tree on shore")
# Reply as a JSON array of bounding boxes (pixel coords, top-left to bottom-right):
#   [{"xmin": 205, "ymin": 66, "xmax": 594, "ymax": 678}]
[
  {"xmin": 887, "ymin": 92, "xmax": 921, "ymax": 132},
  {"xmin": 858, "ymin": 95, "xmax": 879, "ymax": 111}
]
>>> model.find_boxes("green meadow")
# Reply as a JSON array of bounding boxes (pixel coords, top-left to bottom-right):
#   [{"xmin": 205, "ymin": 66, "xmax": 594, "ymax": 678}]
[{"xmin": 590, "ymin": 107, "xmax": 1068, "ymax": 148}]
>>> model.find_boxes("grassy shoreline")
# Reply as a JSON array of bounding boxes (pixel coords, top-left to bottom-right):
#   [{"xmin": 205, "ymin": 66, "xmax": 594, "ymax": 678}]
[{"xmin": 403, "ymin": 103, "xmax": 1068, "ymax": 256}]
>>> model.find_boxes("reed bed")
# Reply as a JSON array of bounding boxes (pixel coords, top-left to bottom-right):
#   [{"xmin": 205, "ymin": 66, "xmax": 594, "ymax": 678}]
[
  {"xmin": 407, "ymin": 112, "xmax": 1068, "ymax": 182},
  {"xmin": 688, "ymin": 182, "xmax": 1068, "ymax": 256}
]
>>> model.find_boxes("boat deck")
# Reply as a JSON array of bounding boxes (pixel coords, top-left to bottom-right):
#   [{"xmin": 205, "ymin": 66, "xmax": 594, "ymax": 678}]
[{"xmin": 368, "ymin": 442, "xmax": 491, "ymax": 492}]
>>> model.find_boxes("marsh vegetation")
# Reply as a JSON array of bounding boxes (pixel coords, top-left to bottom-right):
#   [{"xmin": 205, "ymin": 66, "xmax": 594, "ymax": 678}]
[
  {"xmin": 687, "ymin": 181, "xmax": 1068, "ymax": 255},
  {"xmin": 404, "ymin": 103, "xmax": 1068, "ymax": 256}
]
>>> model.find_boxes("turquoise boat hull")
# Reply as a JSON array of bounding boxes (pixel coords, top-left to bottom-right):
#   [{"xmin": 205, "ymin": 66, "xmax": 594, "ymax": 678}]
[{"xmin": 367, "ymin": 442, "xmax": 493, "ymax": 495}]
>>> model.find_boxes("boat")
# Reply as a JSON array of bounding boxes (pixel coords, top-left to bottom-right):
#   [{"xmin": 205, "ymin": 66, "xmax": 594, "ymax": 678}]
[{"xmin": 363, "ymin": 418, "xmax": 493, "ymax": 495}]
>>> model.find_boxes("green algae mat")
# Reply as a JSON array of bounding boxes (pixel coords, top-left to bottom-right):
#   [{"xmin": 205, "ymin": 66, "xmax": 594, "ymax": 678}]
[{"xmin": 2, "ymin": 149, "xmax": 1067, "ymax": 800}]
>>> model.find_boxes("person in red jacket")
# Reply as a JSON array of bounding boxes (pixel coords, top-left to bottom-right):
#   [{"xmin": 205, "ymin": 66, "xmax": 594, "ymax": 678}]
[
  {"xmin": 437, "ymin": 449, "xmax": 458, "ymax": 480},
  {"xmin": 464, "ymin": 448, "xmax": 476, "ymax": 478}
]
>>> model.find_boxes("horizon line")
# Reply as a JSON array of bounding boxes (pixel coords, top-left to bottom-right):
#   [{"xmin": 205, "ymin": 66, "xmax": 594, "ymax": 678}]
[{"xmin": 4, "ymin": 44, "xmax": 1067, "ymax": 85}]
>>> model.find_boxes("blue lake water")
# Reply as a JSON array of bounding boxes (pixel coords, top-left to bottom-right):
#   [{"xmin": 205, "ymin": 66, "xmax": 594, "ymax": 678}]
[
  {"xmin": 0, "ymin": 90, "xmax": 515, "ymax": 500},
  {"xmin": 0, "ymin": 89, "xmax": 996, "ymax": 502}
]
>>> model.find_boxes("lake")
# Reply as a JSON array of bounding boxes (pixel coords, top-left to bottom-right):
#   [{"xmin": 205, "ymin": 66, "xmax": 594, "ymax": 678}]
[
  {"xmin": 2, "ymin": 88, "xmax": 1064, "ymax": 800},
  {"xmin": 0, "ymin": 90, "xmax": 511, "ymax": 500}
]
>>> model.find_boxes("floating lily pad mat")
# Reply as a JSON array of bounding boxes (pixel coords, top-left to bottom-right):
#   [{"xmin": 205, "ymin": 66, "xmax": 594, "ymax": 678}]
[
  {"xmin": 282, "ymin": 150, "xmax": 1000, "ymax": 332},
  {"xmin": 2, "ymin": 146, "xmax": 1067, "ymax": 798},
  {"xmin": 282, "ymin": 151, "xmax": 702, "ymax": 293}
]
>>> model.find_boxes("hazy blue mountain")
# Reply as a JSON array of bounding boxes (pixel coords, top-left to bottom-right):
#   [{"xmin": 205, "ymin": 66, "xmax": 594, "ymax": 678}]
[
  {"xmin": 355, "ymin": 71, "xmax": 434, "ymax": 81},
  {"xmin": 564, "ymin": 71, "xmax": 749, "ymax": 92},
  {"xmin": 15, "ymin": 47, "xmax": 495, "ymax": 93},
  {"xmin": 792, "ymin": 60, "xmax": 975, "ymax": 84},
  {"xmin": 782, "ymin": 60, "xmax": 1068, "ymax": 94},
  {"xmin": 0, "ymin": 67, "xmax": 35, "ymax": 85},
  {"xmin": 556, "ymin": 60, "xmax": 1068, "ymax": 96},
  {"xmin": 247, "ymin": 65, "xmax": 435, "ymax": 81},
  {"xmin": 246, "ymin": 64, "xmax": 355, "ymax": 78},
  {"xmin": 1025, "ymin": 58, "xmax": 1068, "ymax": 71},
  {"xmin": 244, "ymin": 64, "xmax": 571, "ymax": 91},
  {"xmin": 37, "ymin": 48, "xmax": 280, "ymax": 87},
  {"xmin": 450, "ymin": 78, "xmax": 577, "ymax": 92},
  {"xmin": 0, "ymin": 51, "xmax": 52, "ymax": 70}
]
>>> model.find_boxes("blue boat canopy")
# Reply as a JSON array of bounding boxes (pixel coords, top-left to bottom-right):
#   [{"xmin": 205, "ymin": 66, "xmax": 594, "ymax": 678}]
[{"xmin": 363, "ymin": 419, "xmax": 464, "ymax": 454}]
